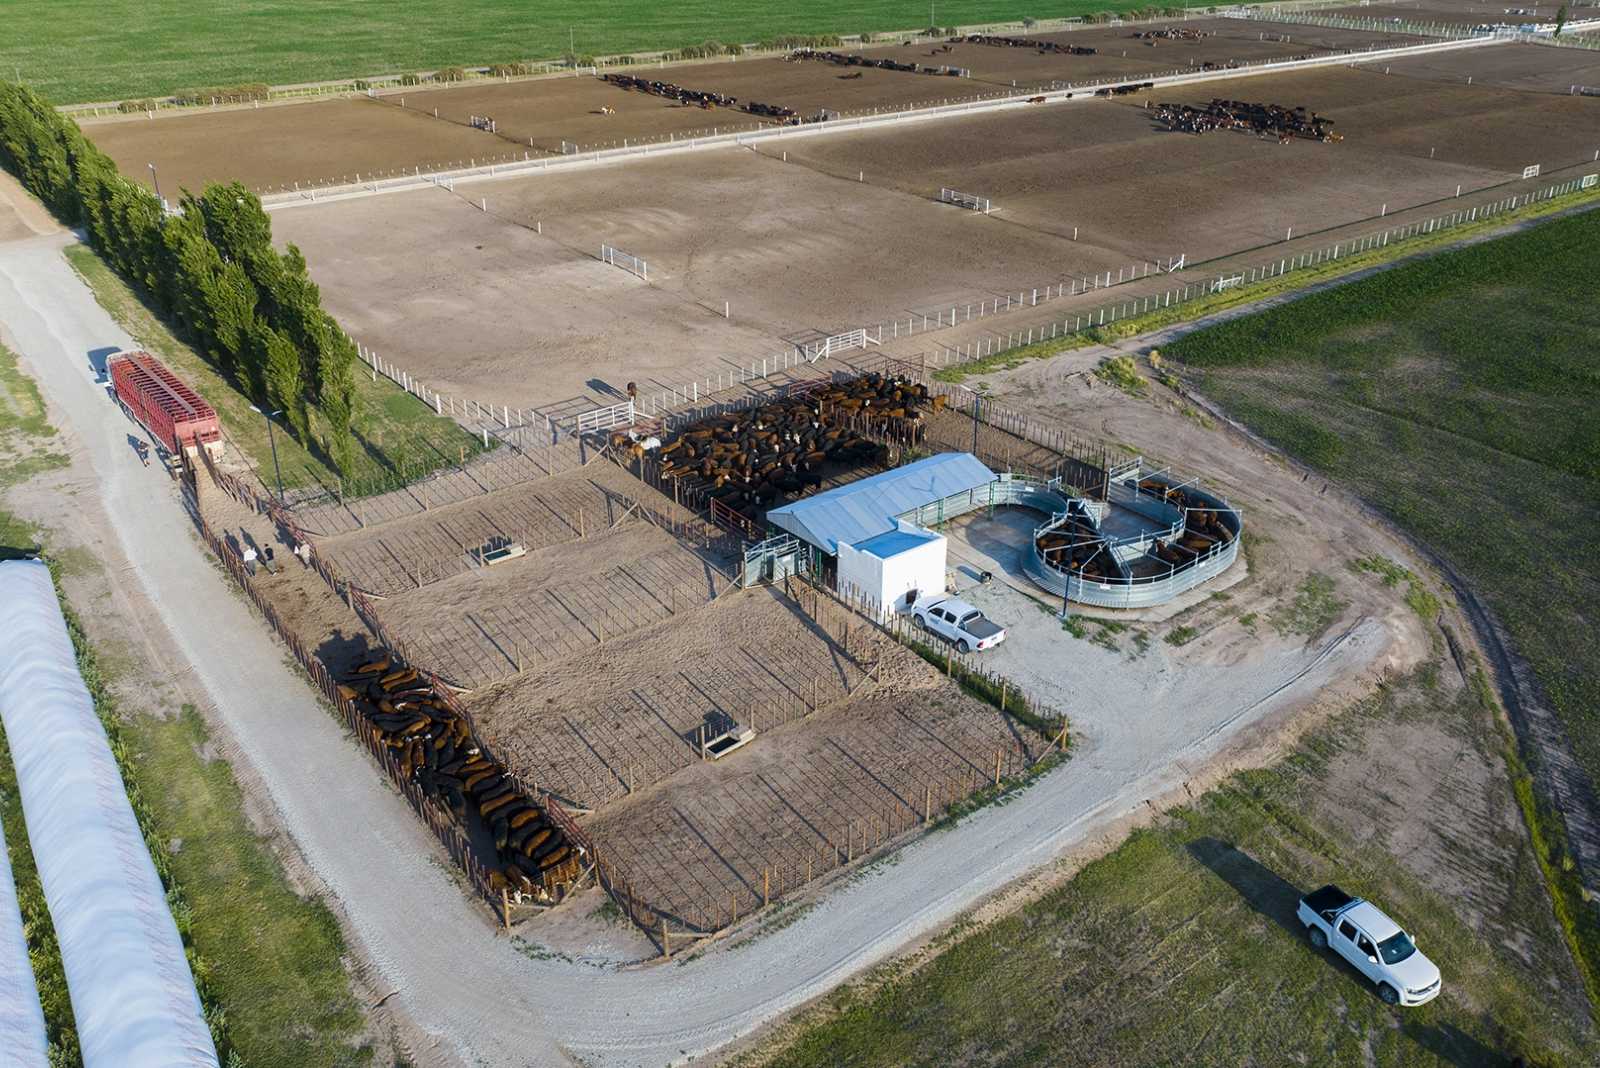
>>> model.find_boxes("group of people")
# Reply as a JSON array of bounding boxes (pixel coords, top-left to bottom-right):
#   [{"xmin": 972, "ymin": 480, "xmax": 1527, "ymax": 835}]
[{"xmin": 1150, "ymin": 98, "xmax": 1340, "ymax": 143}]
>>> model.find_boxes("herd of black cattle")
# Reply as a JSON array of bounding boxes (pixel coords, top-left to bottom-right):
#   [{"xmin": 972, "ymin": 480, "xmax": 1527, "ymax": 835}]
[
  {"xmin": 954, "ymin": 33, "xmax": 1097, "ymax": 56},
  {"xmin": 617, "ymin": 373, "xmax": 943, "ymax": 526},
  {"xmin": 787, "ymin": 47, "xmax": 966, "ymax": 76},
  {"xmin": 1151, "ymin": 98, "xmax": 1341, "ymax": 142},
  {"xmin": 601, "ymin": 72, "xmax": 806, "ymax": 121},
  {"xmin": 340, "ymin": 656, "xmax": 582, "ymax": 900},
  {"xmin": 1096, "ymin": 80, "xmax": 1157, "ymax": 97}
]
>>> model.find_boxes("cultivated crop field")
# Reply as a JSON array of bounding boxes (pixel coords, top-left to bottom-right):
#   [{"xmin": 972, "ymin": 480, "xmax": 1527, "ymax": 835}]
[{"xmin": 8, "ymin": 1, "xmax": 1179, "ymax": 105}]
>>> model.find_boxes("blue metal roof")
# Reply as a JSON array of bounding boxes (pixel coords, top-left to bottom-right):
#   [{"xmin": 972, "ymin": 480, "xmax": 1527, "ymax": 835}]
[
  {"xmin": 856, "ymin": 527, "xmax": 941, "ymax": 559},
  {"xmin": 767, "ymin": 453, "xmax": 996, "ymax": 554}
]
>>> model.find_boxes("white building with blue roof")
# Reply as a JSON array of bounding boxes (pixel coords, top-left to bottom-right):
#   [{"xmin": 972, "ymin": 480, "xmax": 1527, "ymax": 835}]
[{"xmin": 766, "ymin": 453, "xmax": 997, "ymax": 616}]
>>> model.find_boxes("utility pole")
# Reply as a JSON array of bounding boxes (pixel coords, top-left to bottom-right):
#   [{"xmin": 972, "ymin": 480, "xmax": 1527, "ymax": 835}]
[
  {"xmin": 251, "ymin": 405, "xmax": 285, "ymax": 501},
  {"xmin": 148, "ymin": 162, "xmax": 161, "ymax": 206}
]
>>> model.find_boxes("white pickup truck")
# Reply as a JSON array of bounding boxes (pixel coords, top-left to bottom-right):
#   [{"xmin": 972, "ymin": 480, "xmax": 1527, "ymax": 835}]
[
  {"xmin": 912, "ymin": 596, "xmax": 1006, "ymax": 654},
  {"xmin": 1298, "ymin": 885, "xmax": 1441, "ymax": 1006}
]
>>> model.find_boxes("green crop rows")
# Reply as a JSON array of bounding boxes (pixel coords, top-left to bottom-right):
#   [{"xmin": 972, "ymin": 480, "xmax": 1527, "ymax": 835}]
[{"xmin": 4, "ymin": 1, "xmax": 1194, "ymax": 104}]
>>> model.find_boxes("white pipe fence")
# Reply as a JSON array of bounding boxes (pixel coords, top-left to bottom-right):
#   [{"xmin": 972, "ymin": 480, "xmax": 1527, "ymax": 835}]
[{"xmin": 910, "ymin": 173, "xmax": 1600, "ymax": 373}]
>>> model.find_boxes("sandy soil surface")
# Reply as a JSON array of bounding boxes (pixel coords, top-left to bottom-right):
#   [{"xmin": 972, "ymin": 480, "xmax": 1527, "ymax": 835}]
[
  {"xmin": 1326, "ymin": 0, "xmax": 1563, "ymax": 24},
  {"xmin": 1358, "ymin": 38, "xmax": 1600, "ymax": 91},
  {"xmin": 314, "ymin": 459, "xmax": 679, "ymax": 595},
  {"xmin": 373, "ymin": 514, "xmax": 731, "ymax": 689},
  {"xmin": 80, "ymin": 20, "xmax": 1428, "ymax": 196},
  {"xmin": 777, "ymin": 63, "xmax": 1589, "ymax": 257},
  {"xmin": 0, "ymin": 170, "xmax": 58, "ymax": 243},
  {"xmin": 274, "ymin": 57, "xmax": 1589, "ymax": 421},
  {"xmin": 271, "ymin": 151, "xmax": 1126, "ymax": 412},
  {"xmin": 588, "ymin": 677, "xmax": 1039, "ymax": 931},
  {"xmin": 466, "ymin": 585, "xmax": 882, "ymax": 803}
]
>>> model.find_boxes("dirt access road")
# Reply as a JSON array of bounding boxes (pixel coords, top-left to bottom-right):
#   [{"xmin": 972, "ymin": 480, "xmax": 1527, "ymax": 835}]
[{"xmin": 0, "ymin": 233, "xmax": 1409, "ymax": 1066}]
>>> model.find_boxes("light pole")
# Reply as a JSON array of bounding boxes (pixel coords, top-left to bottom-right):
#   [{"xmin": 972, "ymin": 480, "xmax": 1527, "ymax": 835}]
[
  {"xmin": 250, "ymin": 405, "xmax": 285, "ymax": 501},
  {"xmin": 956, "ymin": 383, "xmax": 984, "ymax": 458},
  {"xmin": 148, "ymin": 162, "xmax": 161, "ymax": 206}
]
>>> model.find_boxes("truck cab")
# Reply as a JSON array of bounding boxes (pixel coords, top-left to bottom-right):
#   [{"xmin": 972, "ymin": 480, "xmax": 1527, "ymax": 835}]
[{"xmin": 1297, "ymin": 885, "xmax": 1441, "ymax": 1006}]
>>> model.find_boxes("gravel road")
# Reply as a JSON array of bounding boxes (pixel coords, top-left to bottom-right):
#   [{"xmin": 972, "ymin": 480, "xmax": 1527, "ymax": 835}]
[{"xmin": 0, "ymin": 232, "xmax": 1396, "ymax": 1067}]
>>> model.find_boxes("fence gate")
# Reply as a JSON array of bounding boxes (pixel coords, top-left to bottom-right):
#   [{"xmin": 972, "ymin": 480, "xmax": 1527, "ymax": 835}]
[
  {"xmin": 576, "ymin": 399, "xmax": 636, "ymax": 434},
  {"xmin": 741, "ymin": 534, "xmax": 807, "ymax": 587}
]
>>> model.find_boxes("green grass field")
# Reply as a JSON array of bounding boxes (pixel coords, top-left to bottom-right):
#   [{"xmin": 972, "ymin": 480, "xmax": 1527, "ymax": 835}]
[
  {"xmin": 64, "ymin": 244, "xmax": 489, "ymax": 499},
  {"xmin": 748, "ymin": 667, "xmax": 1597, "ymax": 1067},
  {"xmin": 1168, "ymin": 207, "xmax": 1600, "ymax": 797},
  {"xmin": 4, "ymin": 1, "xmax": 1171, "ymax": 104}
]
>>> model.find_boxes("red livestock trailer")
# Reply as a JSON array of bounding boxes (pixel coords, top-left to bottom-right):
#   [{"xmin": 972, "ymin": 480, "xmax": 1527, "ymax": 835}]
[{"xmin": 108, "ymin": 350, "xmax": 222, "ymax": 460}]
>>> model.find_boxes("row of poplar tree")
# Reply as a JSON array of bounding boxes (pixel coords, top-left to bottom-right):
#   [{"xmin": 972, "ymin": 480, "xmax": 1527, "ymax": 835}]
[{"xmin": 0, "ymin": 81, "xmax": 358, "ymax": 472}]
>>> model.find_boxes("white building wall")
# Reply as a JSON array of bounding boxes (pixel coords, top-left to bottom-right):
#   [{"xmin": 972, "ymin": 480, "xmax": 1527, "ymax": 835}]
[
  {"xmin": 837, "ymin": 530, "xmax": 947, "ymax": 621},
  {"xmin": 880, "ymin": 535, "xmax": 947, "ymax": 612}
]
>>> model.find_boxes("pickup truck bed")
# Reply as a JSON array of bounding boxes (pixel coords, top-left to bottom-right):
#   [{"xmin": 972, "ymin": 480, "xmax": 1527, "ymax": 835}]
[{"xmin": 1302, "ymin": 884, "xmax": 1355, "ymax": 918}]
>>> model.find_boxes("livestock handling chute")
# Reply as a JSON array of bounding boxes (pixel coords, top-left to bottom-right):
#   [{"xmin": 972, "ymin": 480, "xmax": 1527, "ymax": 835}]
[{"xmin": 107, "ymin": 350, "xmax": 223, "ymax": 461}]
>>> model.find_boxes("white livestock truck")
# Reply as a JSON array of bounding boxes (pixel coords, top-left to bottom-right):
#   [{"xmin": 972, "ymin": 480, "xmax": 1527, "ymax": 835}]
[{"xmin": 1298, "ymin": 885, "xmax": 1441, "ymax": 1006}]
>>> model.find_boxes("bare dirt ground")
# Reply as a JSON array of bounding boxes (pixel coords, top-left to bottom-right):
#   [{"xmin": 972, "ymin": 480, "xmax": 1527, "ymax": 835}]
[
  {"xmin": 1327, "ymin": 0, "xmax": 1563, "ymax": 24},
  {"xmin": 373, "ymin": 515, "xmax": 732, "ymax": 689},
  {"xmin": 270, "ymin": 57, "xmax": 1594, "ymax": 421},
  {"xmin": 271, "ymin": 152, "xmax": 1128, "ymax": 412},
  {"xmin": 1359, "ymin": 38, "xmax": 1600, "ymax": 91},
  {"xmin": 467, "ymin": 584, "xmax": 887, "ymax": 811},
  {"xmin": 78, "ymin": 18, "xmax": 1429, "ymax": 198},
  {"xmin": 777, "ymin": 63, "xmax": 1591, "ymax": 259},
  {"xmin": 0, "ymin": 170, "xmax": 57, "ymax": 243},
  {"xmin": 580, "ymin": 646, "xmax": 1041, "ymax": 930},
  {"xmin": 313, "ymin": 459, "xmax": 681, "ymax": 596}
]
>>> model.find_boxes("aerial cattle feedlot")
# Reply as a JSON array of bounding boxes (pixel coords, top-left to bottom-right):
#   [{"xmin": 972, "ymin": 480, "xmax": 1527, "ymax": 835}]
[{"xmin": 6, "ymin": 4, "xmax": 1596, "ymax": 1065}]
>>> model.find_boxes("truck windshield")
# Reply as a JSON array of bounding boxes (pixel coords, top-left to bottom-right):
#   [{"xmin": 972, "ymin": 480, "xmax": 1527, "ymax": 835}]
[{"xmin": 1378, "ymin": 931, "xmax": 1416, "ymax": 964}]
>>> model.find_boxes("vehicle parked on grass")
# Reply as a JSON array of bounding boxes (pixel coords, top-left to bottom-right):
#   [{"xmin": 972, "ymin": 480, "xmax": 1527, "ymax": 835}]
[
  {"xmin": 1297, "ymin": 884, "xmax": 1441, "ymax": 1006},
  {"xmin": 911, "ymin": 596, "xmax": 1005, "ymax": 653}
]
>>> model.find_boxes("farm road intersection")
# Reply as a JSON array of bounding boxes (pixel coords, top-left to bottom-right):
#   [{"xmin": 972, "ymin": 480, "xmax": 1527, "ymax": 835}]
[{"xmin": 0, "ymin": 230, "xmax": 1404, "ymax": 1066}]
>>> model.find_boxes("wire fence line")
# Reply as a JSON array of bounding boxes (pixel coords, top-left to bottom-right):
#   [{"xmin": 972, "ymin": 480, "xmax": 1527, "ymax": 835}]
[{"xmin": 893, "ymin": 172, "xmax": 1600, "ymax": 375}]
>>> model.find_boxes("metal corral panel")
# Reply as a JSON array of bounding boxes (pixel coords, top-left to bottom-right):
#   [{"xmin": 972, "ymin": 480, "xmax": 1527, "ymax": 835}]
[
  {"xmin": 0, "ymin": 561, "xmax": 219, "ymax": 1068},
  {"xmin": 767, "ymin": 452, "xmax": 996, "ymax": 554}
]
